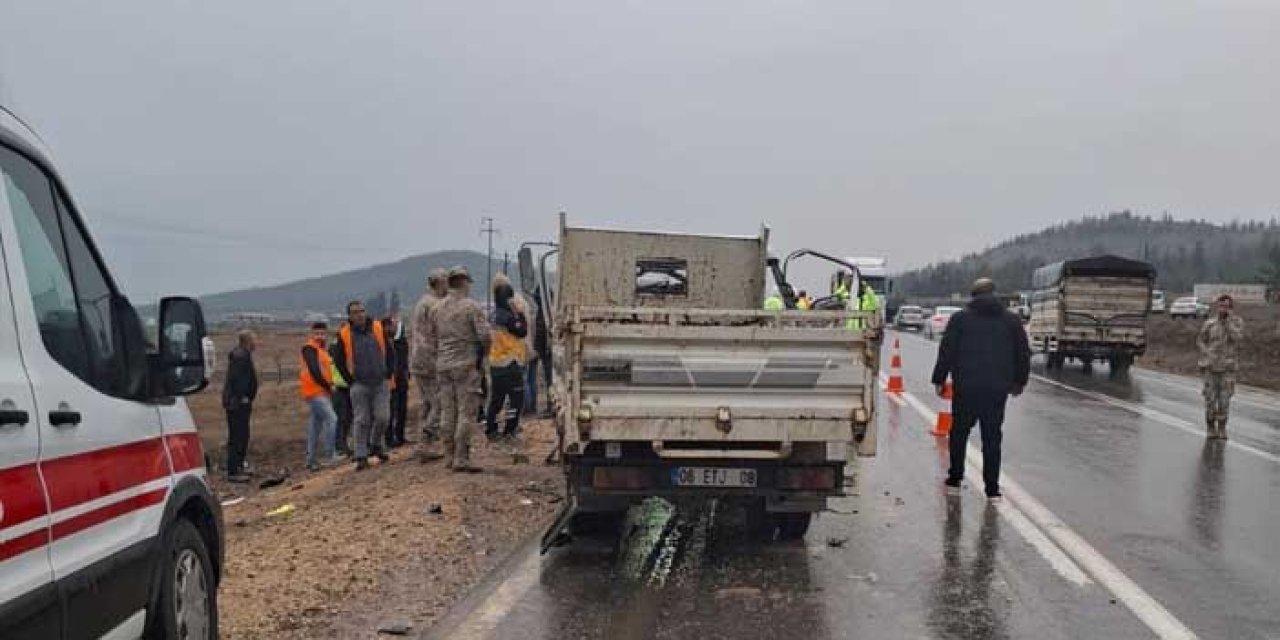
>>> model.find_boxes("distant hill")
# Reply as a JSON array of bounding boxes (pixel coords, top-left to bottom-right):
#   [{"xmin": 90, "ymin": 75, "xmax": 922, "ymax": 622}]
[
  {"xmin": 197, "ymin": 250, "xmax": 509, "ymax": 321},
  {"xmin": 896, "ymin": 212, "xmax": 1280, "ymax": 297}
]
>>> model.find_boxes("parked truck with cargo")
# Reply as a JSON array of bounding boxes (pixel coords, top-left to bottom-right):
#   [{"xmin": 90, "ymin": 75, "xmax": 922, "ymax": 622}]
[
  {"xmin": 1028, "ymin": 255, "xmax": 1155, "ymax": 374},
  {"xmin": 523, "ymin": 217, "xmax": 882, "ymax": 546}
]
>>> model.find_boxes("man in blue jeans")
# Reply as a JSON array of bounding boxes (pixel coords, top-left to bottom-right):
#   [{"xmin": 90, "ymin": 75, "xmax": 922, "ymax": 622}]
[
  {"xmin": 300, "ymin": 322, "xmax": 340, "ymax": 471},
  {"xmin": 931, "ymin": 278, "xmax": 1031, "ymax": 501}
]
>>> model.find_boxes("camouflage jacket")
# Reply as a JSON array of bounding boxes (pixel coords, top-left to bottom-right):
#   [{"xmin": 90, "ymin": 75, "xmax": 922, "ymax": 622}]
[
  {"xmin": 425, "ymin": 290, "xmax": 491, "ymax": 373},
  {"xmin": 1197, "ymin": 315, "xmax": 1244, "ymax": 373},
  {"xmin": 408, "ymin": 290, "xmax": 442, "ymax": 376}
]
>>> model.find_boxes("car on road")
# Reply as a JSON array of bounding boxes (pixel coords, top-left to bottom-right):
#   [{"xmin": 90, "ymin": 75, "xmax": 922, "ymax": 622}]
[
  {"xmin": 0, "ymin": 105, "xmax": 221, "ymax": 639},
  {"xmin": 925, "ymin": 306, "xmax": 962, "ymax": 339},
  {"xmin": 894, "ymin": 305, "xmax": 926, "ymax": 331},
  {"xmin": 1169, "ymin": 296, "xmax": 1206, "ymax": 319}
]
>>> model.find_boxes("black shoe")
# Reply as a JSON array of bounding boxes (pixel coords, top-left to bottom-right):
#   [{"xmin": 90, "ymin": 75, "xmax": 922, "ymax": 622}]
[
  {"xmin": 944, "ymin": 478, "xmax": 962, "ymax": 496},
  {"xmin": 986, "ymin": 488, "xmax": 1002, "ymax": 500},
  {"xmin": 376, "ymin": 452, "xmax": 391, "ymax": 463},
  {"xmin": 355, "ymin": 458, "xmax": 370, "ymax": 471},
  {"xmin": 306, "ymin": 463, "xmax": 321, "ymax": 472}
]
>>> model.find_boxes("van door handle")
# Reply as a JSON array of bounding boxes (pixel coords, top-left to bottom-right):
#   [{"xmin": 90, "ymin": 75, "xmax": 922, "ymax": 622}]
[
  {"xmin": 49, "ymin": 410, "xmax": 82, "ymax": 427},
  {"xmin": 0, "ymin": 409, "xmax": 30, "ymax": 426}
]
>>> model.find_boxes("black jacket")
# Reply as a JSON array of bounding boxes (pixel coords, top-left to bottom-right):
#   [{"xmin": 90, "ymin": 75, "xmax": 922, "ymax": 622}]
[
  {"xmin": 931, "ymin": 294, "xmax": 1031, "ymax": 395},
  {"xmin": 222, "ymin": 347, "xmax": 258, "ymax": 410},
  {"xmin": 533, "ymin": 294, "xmax": 550, "ymax": 357}
]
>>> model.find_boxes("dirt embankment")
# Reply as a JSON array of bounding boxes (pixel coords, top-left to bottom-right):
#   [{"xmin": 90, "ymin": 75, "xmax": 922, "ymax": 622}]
[
  {"xmin": 191, "ymin": 329, "xmax": 562, "ymax": 638},
  {"xmin": 1142, "ymin": 305, "xmax": 1280, "ymax": 389}
]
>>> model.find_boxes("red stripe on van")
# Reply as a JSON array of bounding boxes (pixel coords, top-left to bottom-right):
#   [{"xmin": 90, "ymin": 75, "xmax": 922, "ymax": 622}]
[
  {"xmin": 49, "ymin": 488, "xmax": 168, "ymax": 543},
  {"xmin": 0, "ymin": 463, "xmax": 49, "ymax": 531},
  {"xmin": 41, "ymin": 438, "xmax": 170, "ymax": 512},
  {"xmin": 0, "ymin": 529, "xmax": 50, "ymax": 563},
  {"xmin": 165, "ymin": 432, "xmax": 205, "ymax": 473}
]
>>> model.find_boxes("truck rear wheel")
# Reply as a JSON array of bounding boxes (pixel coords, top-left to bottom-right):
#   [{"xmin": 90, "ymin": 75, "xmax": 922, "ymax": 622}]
[{"xmin": 775, "ymin": 513, "xmax": 812, "ymax": 541}]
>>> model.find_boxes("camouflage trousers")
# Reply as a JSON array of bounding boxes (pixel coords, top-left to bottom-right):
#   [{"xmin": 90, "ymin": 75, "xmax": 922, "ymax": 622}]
[
  {"xmin": 1202, "ymin": 371, "xmax": 1236, "ymax": 422},
  {"xmin": 437, "ymin": 366, "xmax": 481, "ymax": 466},
  {"xmin": 414, "ymin": 373, "xmax": 439, "ymax": 442}
]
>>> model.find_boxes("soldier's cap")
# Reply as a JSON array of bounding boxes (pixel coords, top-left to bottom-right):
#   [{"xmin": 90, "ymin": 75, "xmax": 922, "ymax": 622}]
[
  {"xmin": 447, "ymin": 266, "xmax": 472, "ymax": 281},
  {"xmin": 971, "ymin": 278, "xmax": 996, "ymax": 295},
  {"xmin": 427, "ymin": 267, "xmax": 448, "ymax": 284}
]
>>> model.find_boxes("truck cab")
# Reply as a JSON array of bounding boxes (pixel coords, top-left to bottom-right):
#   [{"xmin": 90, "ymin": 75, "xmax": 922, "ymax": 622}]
[{"xmin": 0, "ymin": 107, "xmax": 221, "ymax": 639}]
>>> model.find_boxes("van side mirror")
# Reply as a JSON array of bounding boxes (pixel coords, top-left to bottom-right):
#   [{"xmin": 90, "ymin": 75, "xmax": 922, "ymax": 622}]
[
  {"xmin": 156, "ymin": 297, "xmax": 209, "ymax": 396},
  {"xmin": 517, "ymin": 247, "xmax": 537, "ymax": 293}
]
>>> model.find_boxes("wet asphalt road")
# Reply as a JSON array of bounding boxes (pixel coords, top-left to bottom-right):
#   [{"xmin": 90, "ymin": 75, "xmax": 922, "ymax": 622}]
[{"xmin": 427, "ymin": 331, "xmax": 1280, "ymax": 640}]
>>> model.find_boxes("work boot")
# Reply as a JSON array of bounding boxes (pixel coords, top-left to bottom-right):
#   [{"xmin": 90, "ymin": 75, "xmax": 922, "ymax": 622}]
[
  {"xmin": 452, "ymin": 463, "xmax": 483, "ymax": 473},
  {"xmin": 354, "ymin": 458, "xmax": 370, "ymax": 471},
  {"xmin": 376, "ymin": 452, "xmax": 391, "ymax": 464},
  {"xmin": 418, "ymin": 448, "xmax": 445, "ymax": 463}
]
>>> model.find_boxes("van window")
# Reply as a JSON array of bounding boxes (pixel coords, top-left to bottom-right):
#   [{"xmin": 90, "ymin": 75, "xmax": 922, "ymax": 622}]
[{"xmin": 2, "ymin": 145, "xmax": 130, "ymax": 397}]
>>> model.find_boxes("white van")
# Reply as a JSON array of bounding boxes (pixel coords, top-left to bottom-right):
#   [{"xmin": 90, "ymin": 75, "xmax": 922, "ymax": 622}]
[{"xmin": 0, "ymin": 106, "xmax": 221, "ymax": 638}]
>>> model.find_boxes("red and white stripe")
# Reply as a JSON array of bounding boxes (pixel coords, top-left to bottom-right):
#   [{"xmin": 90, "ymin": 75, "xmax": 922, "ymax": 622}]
[{"xmin": 0, "ymin": 432, "xmax": 206, "ymax": 564}]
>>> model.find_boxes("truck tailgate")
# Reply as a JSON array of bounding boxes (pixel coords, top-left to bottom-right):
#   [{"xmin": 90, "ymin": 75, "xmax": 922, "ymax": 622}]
[{"xmin": 566, "ymin": 308, "xmax": 877, "ymax": 453}]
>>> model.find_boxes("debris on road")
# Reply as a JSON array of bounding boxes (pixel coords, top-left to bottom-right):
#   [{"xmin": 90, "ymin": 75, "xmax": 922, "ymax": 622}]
[
  {"xmin": 221, "ymin": 496, "xmax": 246, "ymax": 508},
  {"xmin": 426, "ymin": 503, "xmax": 444, "ymax": 515},
  {"xmin": 519, "ymin": 498, "xmax": 535, "ymax": 506},
  {"xmin": 826, "ymin": 537, "xmax": 849, "ymax": 548},
  {"xmin": 376, "ymin": 620, "xmax": 413, "ymax": 636},
  {"xmin": 715, "ymin": 586, "xmax": 763, "ymax": 600},
  {"xmin": 259, "ymin": 472, "xmax": 290, "ymax": 490},
  {"xmin": 266, "ymin": 504, "xmax": 296, "ymax": 518}
]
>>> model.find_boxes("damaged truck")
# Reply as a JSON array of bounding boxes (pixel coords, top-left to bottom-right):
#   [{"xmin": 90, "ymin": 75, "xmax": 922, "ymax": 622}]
[{"xmin": 520, "ymin": 215, "xmax": 882, "ymax": 547}]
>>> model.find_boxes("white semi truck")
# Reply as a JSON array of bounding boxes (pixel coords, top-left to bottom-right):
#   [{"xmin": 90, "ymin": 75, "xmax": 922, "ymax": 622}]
[{"xmin": 523, "ymin": 217, "xmax": 882, "ymax": 547}]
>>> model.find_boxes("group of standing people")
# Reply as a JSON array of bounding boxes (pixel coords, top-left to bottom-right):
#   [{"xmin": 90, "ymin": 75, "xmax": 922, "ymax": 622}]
[
  {"xmin": 220, "ymin": 265, "xmax": 552, "ymax": 481},
  {"xmin": 407, "ymin": 266, "xmax": 552, "ymax": 473}
]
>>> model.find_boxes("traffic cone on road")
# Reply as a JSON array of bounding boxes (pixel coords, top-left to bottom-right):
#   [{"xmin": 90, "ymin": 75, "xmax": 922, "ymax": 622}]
[
  {"xmin": 886, "ymin": 338, "xmax": 905, "ymax": 393},
  {"xmin": 931, "ymin": 380, "xmax": 953, "ymax": 436}
]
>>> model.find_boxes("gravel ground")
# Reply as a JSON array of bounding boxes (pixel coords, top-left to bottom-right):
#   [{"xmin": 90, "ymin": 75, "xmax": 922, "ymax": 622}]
[{"xmin": 191, "ymin": 329, "xmax": 563, "ymax": 639}]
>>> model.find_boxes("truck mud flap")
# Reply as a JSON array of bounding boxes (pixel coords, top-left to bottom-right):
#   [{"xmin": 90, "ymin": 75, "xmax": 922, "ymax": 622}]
[{"xmin": 540, "ymin": 503, "xmax": 576, "ymax": 554}]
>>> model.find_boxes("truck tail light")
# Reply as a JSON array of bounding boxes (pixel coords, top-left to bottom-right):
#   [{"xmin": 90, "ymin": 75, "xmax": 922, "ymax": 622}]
[
  {"xmin": 592, "ymin": 467, "xmax": 650, "ymax": 490},
  {"xmin": 777, "ymin": 467, "xmax": 836, "ymax": 490}
]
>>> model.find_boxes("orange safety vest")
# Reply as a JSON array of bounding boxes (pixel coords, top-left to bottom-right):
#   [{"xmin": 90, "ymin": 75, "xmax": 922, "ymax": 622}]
[
  {"xmin": 298, "ymin": 339, "xmax": 335, "ymax": 399},
  {"xmin": 339, "ymin": 321, "xmax": 391, "ymax": 388}
]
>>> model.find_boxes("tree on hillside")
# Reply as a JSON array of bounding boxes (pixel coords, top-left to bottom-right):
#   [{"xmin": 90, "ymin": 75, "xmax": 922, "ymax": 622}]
[{"xmin": 1259, "ymin": 241, "xmax": 1280, "ymax": 295}]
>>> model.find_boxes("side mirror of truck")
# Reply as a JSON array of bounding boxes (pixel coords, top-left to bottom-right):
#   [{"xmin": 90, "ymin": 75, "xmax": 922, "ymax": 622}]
[
  {"xmin": 156, "ymin": 297, "xmax": 209, "ymax": 397},
  {"xmin": 518, "ymin": 247, "xmax": 537, "ymax": 294}
]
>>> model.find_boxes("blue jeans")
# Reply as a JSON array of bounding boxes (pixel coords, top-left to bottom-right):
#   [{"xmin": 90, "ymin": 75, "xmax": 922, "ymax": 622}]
[{"xmin": 306, "ymin": 396, "xmax": 337, "ymax": 467}]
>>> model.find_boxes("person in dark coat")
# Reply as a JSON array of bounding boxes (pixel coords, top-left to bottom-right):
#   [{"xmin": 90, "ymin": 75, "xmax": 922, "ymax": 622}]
[
  {"xmin": 931, "ymin": 278, "xmax": 1031, "ymax": 500},
  {"xmin": 385, "ymin": 315, "xmax": 412, "ymax": 448},
  {"xmin": 328, "ymin": 336, "xmax": 354, "ymax": 456},
  {"xmin": 222, "ymin": 330, "xmax": 259, "ymax": 482}
]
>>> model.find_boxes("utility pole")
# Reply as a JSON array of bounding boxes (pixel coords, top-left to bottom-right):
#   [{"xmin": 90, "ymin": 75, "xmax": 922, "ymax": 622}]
[
  {"xmin": 502, "ymin": 251, "xmax": 509, "ymax": 275},
  {"xmin": 481, "ymin": 217, "xmax": 498, "ymax": 308}
]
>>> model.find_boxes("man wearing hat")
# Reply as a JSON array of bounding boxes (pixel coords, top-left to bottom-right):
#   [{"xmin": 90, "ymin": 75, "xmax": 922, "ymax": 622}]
[
  {"xmin": 423, "ymin": 266, "xmax": 491, "ymax": 472},
  {"xmin": 411, "ymin": 268, "xmax": 450, "ymax": 461},
  {"xmin": 931, "ymin": 278, "xmax": 1031, "ymax": 501}
]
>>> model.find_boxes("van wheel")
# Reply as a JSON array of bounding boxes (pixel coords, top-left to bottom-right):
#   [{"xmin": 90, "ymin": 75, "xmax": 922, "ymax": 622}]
[
  {"xmin": 775, "ymin": 513, "xmax": 812, "ymax": 541},
  {"xmin": 148, "ymin": 519, "xmax": 217, "ymax": 640}
]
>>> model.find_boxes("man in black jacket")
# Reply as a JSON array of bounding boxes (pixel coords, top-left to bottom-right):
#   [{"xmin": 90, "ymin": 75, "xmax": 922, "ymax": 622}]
[
  {"xmin": 931, "ymin": 278, "xmax": 1031, "ymax": 500},
  {"xmin": 222, "ymin": 330, "xmax": 259, "ymax": 482}
]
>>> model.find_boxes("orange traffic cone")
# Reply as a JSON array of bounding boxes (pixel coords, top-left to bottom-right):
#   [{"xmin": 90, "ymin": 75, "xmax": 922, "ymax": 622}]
[
  {"xmin": 886, "ymin": 338, "xmax": 905, "ymax": 393},
  {"xmin": 931, "ymin": 381, "xmax": 953, "ymax": 436}
]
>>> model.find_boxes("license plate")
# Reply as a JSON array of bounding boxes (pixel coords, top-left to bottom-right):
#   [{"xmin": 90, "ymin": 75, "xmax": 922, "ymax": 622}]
[{"xmin": 672, "ymin": 467, "xmax": 758, "ymax": 488}]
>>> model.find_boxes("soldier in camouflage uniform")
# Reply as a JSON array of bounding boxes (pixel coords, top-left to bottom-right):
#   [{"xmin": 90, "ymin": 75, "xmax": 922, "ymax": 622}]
[
  {"xmin": 411, "ymin": 268, "xmax": 449, "ymax": 462},
  {"xmin": 423, "ymin": 266, "xmax": 491, "ymax": 472},
  {"xmin": 1197, "ymin": 294, "xmax": 1245, "ymax": 440}
]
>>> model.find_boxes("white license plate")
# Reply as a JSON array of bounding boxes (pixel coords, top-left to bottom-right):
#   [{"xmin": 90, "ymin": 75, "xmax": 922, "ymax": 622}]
[{"xmin": 672, "ymin": 467, "xmax": 758, "ymax": 488}]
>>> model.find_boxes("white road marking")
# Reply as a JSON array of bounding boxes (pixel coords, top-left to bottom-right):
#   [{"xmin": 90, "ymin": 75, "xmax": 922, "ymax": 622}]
[
  {"xmin": 450, "ymin": 551, "xmax": 543, "ymax": 640},
  {"xmin": 896, "ymin": 386, "xmax": 1199, "ymax": 640},
  {"xmin": 1032, "ymin": 373, "xmax": 1280, "ymax": 466}
]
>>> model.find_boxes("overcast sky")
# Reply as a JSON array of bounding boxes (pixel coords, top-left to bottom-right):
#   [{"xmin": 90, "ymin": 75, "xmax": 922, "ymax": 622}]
[{"xmin": 2, "ymin": 0, "xmax": 1278, "ymax": 300}]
